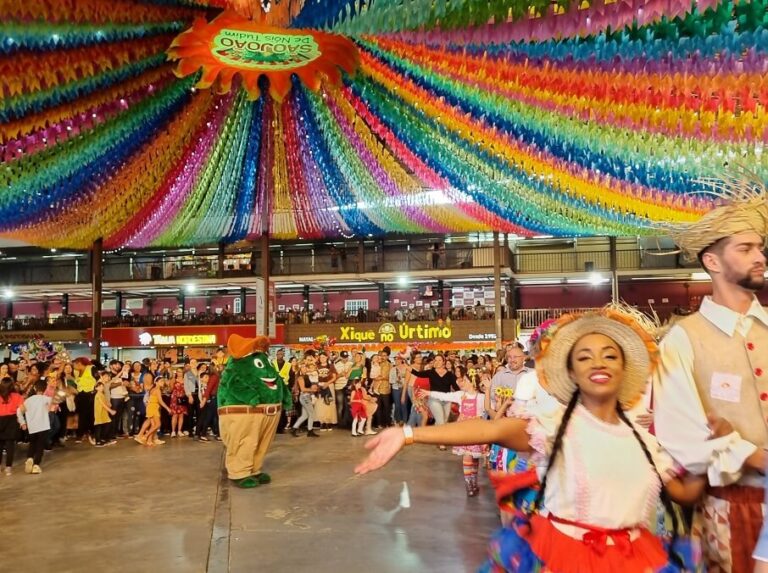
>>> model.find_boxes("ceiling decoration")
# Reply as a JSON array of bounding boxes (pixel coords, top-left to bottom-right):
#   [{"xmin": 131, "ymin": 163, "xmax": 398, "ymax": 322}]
[{"xmin": 0, "ymin": 0, "xmax": 766, "ymax": 248}]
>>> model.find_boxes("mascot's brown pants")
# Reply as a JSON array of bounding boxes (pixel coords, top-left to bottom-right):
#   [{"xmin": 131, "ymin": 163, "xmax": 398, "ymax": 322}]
[{"xmin": 219, "ymin": 409, "xmax": 281, "ymax": 480}]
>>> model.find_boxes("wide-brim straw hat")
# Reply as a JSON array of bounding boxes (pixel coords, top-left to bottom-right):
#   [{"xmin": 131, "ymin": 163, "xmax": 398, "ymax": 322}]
[
  {"xmin": 535, "ymin": 309, "xmax": 659, "ymax": 410},
  {"xmin": 656, "ymin": 170, "xmax": 768, "ymax": 261}
]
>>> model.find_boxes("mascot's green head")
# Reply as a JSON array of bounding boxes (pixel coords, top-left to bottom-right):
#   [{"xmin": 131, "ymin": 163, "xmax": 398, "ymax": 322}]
[
  {"xmin": 218, "ymin": 333, "xmax": 291, "ymax": 409},
  {"xmin": 225, "ymin": 334, "xmax": 281, "ymax": 394}
]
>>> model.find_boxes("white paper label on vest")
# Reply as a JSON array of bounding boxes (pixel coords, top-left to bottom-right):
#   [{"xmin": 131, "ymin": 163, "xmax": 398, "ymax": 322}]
[{"xmin": 710, "ymin": 372, "xmax": 742, "ymax": 403}]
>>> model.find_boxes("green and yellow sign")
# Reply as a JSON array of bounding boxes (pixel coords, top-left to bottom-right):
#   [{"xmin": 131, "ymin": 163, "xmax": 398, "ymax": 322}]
[
  {"xmin": 212, "ymin": 29, "xmax": 321, "ymax": 70},
  {"xmin": 339, "ymin": 322, "xmax": 453, "ymax": 344}
]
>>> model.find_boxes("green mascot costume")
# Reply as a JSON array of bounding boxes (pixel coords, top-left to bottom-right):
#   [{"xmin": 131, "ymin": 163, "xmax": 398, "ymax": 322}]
[{"xmin": 218, "ymin": 334, "xmax": 292, "ymax": 488}]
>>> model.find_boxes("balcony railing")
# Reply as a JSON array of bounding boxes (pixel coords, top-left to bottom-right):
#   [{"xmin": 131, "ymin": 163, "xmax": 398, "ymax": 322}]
[
  {"xmin": 512, "ymin": 248, "xmax": 690, "ymax": 274},
  {"xmin": 276, "ymin": 307, "xmax": 499, "ymax": 324},
  {"xmin": 0, "ymin": 242, "xmax": 507, "ymax": 286}
]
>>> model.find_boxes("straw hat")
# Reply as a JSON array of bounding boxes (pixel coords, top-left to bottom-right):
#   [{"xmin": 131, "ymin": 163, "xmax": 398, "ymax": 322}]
[
  {"xmin": 534, "ymin": 309, "xmax": 659, "ymax": 410},
  {"xmin": 658, "ymin": 170, "xmax": 768, "ymax": 261}
]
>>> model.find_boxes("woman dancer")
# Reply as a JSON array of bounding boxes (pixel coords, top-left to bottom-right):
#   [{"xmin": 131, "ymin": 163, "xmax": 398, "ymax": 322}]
[{"xmin": 357, "ymin": 309, "xmax": 714, "ymax": 572}]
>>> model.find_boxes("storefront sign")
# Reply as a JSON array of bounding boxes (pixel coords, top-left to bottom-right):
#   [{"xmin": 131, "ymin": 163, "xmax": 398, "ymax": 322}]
[
  {"xmin": 468, "ymin": 333, "xmax": 497, "ymax": 341},
  {"xmin": 140, "ymin": 333, "xmax": 218, "ymax": 346},
  {"xmin": 92, "ymin": 324, "xmax": 284, "ymax": 348},
  {"xmin": 285, "ymin": 320, "xmax": 515, "ymax": 349},
  {"xmin": 338, "ymin": 322, "xmax": 453, "ymax": 343}
]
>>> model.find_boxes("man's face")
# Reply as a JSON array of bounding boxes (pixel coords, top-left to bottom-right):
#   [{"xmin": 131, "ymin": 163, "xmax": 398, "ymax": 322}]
[
  {"xmin": 110, "ymin": 362, "xmax": 121, "ymax": 374},
  {"xmin": 708, "ymin": 232, "xmax": 767, "ymax": 291},
  {"xmin": 506, "ymin": 348, "xmax": 526, "ymax": 371},
  {"xmin": 277, "ymin": 350, "xmax": 285, "ymax": 360}
]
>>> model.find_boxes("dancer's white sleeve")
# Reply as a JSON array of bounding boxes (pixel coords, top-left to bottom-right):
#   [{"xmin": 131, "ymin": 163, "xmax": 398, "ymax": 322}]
[{"xmin": 653, "ymin": 325, "xmax": 757, "ymax": 487}]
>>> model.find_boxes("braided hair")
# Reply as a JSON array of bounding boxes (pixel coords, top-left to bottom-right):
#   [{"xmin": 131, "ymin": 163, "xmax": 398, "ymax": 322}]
[
  {"xmin": 528, "ymin": 389, "xmax": 581, "ymax": 515},
  {"xmin": 616, "ymin": 406, "xmax": 685, "ymax": 569}
]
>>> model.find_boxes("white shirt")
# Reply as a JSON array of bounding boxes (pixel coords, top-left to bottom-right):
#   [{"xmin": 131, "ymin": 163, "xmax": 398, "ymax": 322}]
[
  {"xmin": 428, "ymin": 390, "xmax": 486, "ymax": 417},
  {"xmin": 18, "ymin": 395, "xmax": 52, "ymax": 434},
  {"xmin": 532, "ymin": 405, "xmax": 673, "ymax": 535},
  {"xmin": 510, "ymin": 371, "xmax": 560, "ymax": 417},
  {"xmin": 653, "ymin": 296, "xmax": 768, "ymax": 486}
]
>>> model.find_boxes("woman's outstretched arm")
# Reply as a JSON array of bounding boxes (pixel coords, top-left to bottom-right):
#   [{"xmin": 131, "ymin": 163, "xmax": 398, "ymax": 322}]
[{"xmin": 355, "ymin": 417, "xmax": 531, "ymax": 475}]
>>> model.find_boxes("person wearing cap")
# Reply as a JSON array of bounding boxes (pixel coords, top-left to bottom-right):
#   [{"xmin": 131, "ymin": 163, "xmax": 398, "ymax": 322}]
[
  {"xmin": 271, "ymin": 348, "xmax": 291, "ymax": 433},
  {"xmin": 652, "ymin": 173, "xmax": 768, "ymax": 572},
  {"xmin": 218, "ymin": 334, "xmax": 293, "ymax": 489},
  {"xmin": 356, "ymin": 308, "xmax": 719, "ymax": 572}
]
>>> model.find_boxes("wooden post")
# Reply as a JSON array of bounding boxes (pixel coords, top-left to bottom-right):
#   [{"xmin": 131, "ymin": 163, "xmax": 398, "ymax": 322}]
[
  {"xmin": 261, "ymin": 233, "xmax": 270, "ymax": 336},
  {"xmin": 493, "ymin": 232, "xmax": 503, "ymax": 349},
  {"xmin": 217, "ymin": 242, "xmax": 225, "ymax": 279},
  {"xmin": 609, "ymin": 236, "xmax": 619, "ymax": 303},
  {"xmin": 91, "ymin": 238, "xmax": 103, "ymax": 361}
]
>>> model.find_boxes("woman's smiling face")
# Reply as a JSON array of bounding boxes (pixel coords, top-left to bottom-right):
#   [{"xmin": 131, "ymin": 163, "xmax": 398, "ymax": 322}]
[{"xmin": 568, "ymin": 333, "xmax": 625, "ymax": 402}]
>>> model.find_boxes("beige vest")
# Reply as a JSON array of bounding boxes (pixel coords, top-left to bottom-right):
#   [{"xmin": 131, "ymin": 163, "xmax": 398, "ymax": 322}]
[{"xmin": 678, "ymin": 313, "xmax": 768, "ymax": 452}]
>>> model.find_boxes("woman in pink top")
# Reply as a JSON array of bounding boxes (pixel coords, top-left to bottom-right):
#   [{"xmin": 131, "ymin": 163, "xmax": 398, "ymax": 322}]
[{"xmin": 0, "ymin": 377, "xmax": 24, "ymax": 475}]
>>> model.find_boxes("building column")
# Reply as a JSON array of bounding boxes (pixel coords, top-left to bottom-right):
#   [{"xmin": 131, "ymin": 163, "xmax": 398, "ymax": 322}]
[
  {"xmin": 261, "ymin": 233, "xmax": 270, "ymax": 335},
  {"xmin": 91, "ymin": 238, "xmax": 103, "ymax": 361},
  {"xmin": 493, "ymin": 231, "xmax": 503, "ymax": 349},
  {"xmin": 609, "ymin": 236, "xmax": 619, "ymax": 303},
  {"xmin": 217, "ymin": 242, "xmax": 225, "ymax": 279},
  {"xmin": 303, "ymin": 285, "xmax": 310, "ymax": 312},
  {"xmin": 115, "ymin": 291, "xmax": 123, "ymax": 318},
  {"xmin": 437, "ymin": 279, "xmax": 445, "ymax": 318},
  {"xmin": 61, "ymin": 293, "xmax": 69, "ymax": 316},
  {"xmin": 507, "ymin": 277, "xmax": 517, "ymax": 319},
  {"xmin": 357, "ymin": 239, "xmax": 365, "ymax": 274},
  {"xmin": 378, "ymin": 283, "xmax": 386, "ymax": 311},
  {"xmin": 240, "ymin": 287, "xmax": 247, "ymax": 315}
]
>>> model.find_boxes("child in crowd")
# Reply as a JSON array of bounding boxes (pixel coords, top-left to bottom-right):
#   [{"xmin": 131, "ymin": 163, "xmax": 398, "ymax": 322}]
[
  {"xmin": 0, "ymin": 377, "xmax": 23, "ymax": 475},
  {"xmin": 420, "ymin": 366, "xmax": 487, "ymax": 496},
  {"xmin": 17, "ymin": 380, "xmax": 52, "ymax": 474},
  {"xmin": 93, "ymin": 376, "xmax": 116, "ymax": 447},
  {"xmin": 349, "ymin": 378, "xmax": 370, "ymax": 437},
  {"xmin": 135, "ymin": 374, "xmax": 170, "ymax": 446}
]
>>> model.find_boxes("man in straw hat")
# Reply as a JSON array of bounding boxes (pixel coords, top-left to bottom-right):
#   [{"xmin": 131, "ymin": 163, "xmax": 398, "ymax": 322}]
[
  {"xmin": 653, "ymin": 172, "xmax": 768, "ymax": 572},
  {"xmin": 355, "ymin": 307, "xmax": 711, "ymax": 572}
]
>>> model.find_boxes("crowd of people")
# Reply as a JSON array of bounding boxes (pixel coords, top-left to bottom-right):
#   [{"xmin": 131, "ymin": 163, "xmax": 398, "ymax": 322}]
[
  {"xmin": 0, "ymin": 353, "xmax": 226, "ymax": 474},
  {"xmin": 0, "ymin": 339, "xmax": 527, "ymax": 478}
]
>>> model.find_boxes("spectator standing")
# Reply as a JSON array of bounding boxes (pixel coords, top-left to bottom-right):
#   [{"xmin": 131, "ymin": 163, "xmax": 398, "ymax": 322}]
[
  {"xmin": 390, "ymin": 355, "xmax": 409, "ymax": 425},
  {"xmin": 0, "ymin": 377, "xmax": 23, "ymax": 475},
  {"xmin": 315, "ymin": 353, "xmax": 338, "ymax": 431},
  {"xmin": 170, "ymin": 369, "xmax": 190, "ymax": 437},
  {"xmin": 108, "ymin": 360, "xmax": 129, "ymax": 439},
  {"xmin": 334, "ymin": 351, "xmax": 352, "ymax": 428},
  {"xmin": 17, "ymin": 380, "xmax": 51, "ymax": 474},
  {"xmin": 93, "ymin": 377, "xmax": 116, "ymax": 447},
  {"xmin": 426, "ymin": 354, "xmax": 458, "ymax": 427},
  {"xmin": 73, "ymin": 358, "xmax": 97, "ymax": 445},
  {"xmin": 196, "ymin": 369, "xmax": 221, "ymax": 441},
  {"xmin": 291, "ymin": 374, "xmax": 319, "ymax": 438},
  {"xmin": 183, "ymin": 359, "xmax": 200, "ymax": 436},
  {"xmin": 372, "ymin": 348, "xmax": 393, "ymax": 429}
]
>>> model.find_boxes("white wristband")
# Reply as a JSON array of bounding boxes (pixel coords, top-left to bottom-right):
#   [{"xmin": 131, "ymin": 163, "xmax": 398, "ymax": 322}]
[{"xmin": 403, "ymin": 424, "xmax": 414, "ymax": 446}]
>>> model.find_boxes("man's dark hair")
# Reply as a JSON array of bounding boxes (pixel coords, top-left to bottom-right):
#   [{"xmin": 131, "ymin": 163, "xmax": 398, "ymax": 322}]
[
  {"xmin": 696, "ymin": 237, "xmax": 729, "ymax": 273},
  {"xmin": 34, "ymin": 380, "xmax": 47, "ymax": 393}
]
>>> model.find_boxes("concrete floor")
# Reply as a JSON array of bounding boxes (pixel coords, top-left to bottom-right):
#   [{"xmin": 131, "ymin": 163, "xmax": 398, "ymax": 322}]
[{"xmin": 3, "ymin": 431, "xmax": 499, "ymax": 573}]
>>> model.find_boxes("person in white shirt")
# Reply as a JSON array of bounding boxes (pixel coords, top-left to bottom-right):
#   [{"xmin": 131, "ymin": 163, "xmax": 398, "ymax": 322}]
[
  {"xmin": 17, "ymin": 380, "xmax": 52, "ymax": 474},
  {"xmin": 653, "ymin": 174, "xmax": 768, "ymax": 572}
]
